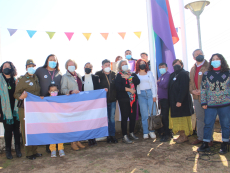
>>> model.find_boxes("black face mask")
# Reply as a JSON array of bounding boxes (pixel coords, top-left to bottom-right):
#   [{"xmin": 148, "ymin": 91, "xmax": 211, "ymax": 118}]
[
  {"xmin": 3, "ymin": 68, "xmax": 12, "ymax": 75},
  {"xmin": 173, "ymin": 65, "xmax": 182, "ymax": 71},
  {"xmin": 85, "ymin": 68, "xmax": 92, "ymax": 74},
  {"xmin": 196, "ymin": 55, "xmax": 204, "ymax": 62},
  {"xmin": 139, "ymin": 64, "xmax": 146, "ymax": 70}
]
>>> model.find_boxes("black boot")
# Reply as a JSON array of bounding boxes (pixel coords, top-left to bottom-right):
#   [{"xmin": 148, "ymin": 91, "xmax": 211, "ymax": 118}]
[
  {"xmin": 93, "ymin": 139, "xmax": 97, "ymax": 146},
  {"xmin": 15, "ymin": 145, "xmax": 22, "ymax": 158},
  {"xmin": 219, "ymin": 142, "xmax": 228, "ymax": 155},
  {"xmin": 111, "ymin": 136, "xmax": 118, "ymax": 143},
  {"xmin": 5, "ymin": 147, "xmax": 13, "ymax": 159},
  {"xmin": 88, "ymin": 139, "xmax": 93, "ymax": 147},
  {"xmin": 107, "ymin": 136, "xmax": 112, "ymax": 143},
  {"xmin": 46, "ymin": 145, "xmax": 51, "ymax": 153},
  {"xmin": 197, "ymin": 142, "xmax": 210, "ymax": 152}
]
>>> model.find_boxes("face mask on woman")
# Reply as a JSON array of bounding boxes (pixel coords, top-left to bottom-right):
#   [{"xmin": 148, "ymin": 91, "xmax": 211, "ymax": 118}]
[
  {"xmin": 104, "ymin": 67, "xmax": 111, "ymax": 73},
  {"xmin": 27, "ymin": 67, "xmax": 36, "ymax": 75},
  {"xmin": 159, "ymin": 68, "xmax": 166, "ymax": 75},
  {"xmin": 85, "ymin": 68, "xmax": 92, "ymax": 74},
  {"xmin": 48, "ymin": 61, "xmax": 57, "ymax": 69},
  {"xmin": 122, "ymin": 65, "xmax": 129, "ymax": 71},
  {"xmin": 3, "ymin": 68, "xmax": 12, "ymax": 75},
  {"xmin": 173, "ymin": 64, "xmax": 181, "ymax": 71},
  {"xmin": 211, "ymin": 60, "xmax": 221, "ymax": 68},
  {"xmin": 68, "ymin": 66, "xmax": 75, "ymax": 72},
  {"xmin": 126, "ymin": 55, "xmax": 132, "ymax": 60},
  {"xmin": 139, "ymin": 64, "xmax": 146, "ymax": 70},
  {"xmin": 50, "ymin": 91, "xmax": 58, "ymax": 96}
]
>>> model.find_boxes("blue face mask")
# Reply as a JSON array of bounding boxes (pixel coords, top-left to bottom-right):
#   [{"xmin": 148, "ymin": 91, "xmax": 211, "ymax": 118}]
[
  {"xmin": 211, "ymin": 60, "xmax": 221, "ymax": 68},
  {"xmin": 126, "ymin": 55, "xmax": 132, "ymax": 60},
  {"xmin": 27, "ymin": 67, "xmax": 36, "ymax": 75},
  {"xmin": 159, "ymin": 68, "xmax": 166, "ymax": 75},
  {"xmin": 49, "ymin": 61, "xmax": 57, "ymax": 69}
]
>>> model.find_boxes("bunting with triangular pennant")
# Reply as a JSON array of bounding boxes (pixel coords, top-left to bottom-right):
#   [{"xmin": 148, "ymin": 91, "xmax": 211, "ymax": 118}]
[
  {"xmin": 7, "ymin": 28, "xmax": 17, "ymax": 36},
  {"xmin": 64, "ymin": 32, "xmax": 74, "ymax": 41},
  {"xmin": 118, "ymin": 32, "xmax": 126, "ymax": 39},
  {"xmin": 134, "ymin": 32, "xmax": 141, "ymax": 38},
  {"xmin": 46, "ymin": 32, "xmax": 56, "ymax": 39},
  {"xmin": 26, "ymin": 30, "xmax": 37, "ymax": 38},
  {"xmin": 82, "ymin": 33, "xmax": 91, "ymax": 41},
  {"xmin": 100, "ymin": 33, "xmax": 109, "ymax": 40}
]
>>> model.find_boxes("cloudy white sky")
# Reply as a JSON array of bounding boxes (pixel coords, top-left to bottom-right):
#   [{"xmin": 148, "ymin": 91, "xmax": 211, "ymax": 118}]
[{"xmin": 0, "ymin": 0, "xmax": 229, "ymax": 76}]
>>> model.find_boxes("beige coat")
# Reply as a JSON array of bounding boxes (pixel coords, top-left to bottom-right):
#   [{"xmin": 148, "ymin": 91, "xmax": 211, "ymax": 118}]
[
  {"xmin": 189, "ymin": 60, "xmax": 209, "ymax": 102},
  {"xmin": 61, "ymin": 71, "xmax": 82, "ymax": 94}
]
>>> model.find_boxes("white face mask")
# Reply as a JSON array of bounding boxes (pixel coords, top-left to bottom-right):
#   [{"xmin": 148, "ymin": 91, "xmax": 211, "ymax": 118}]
[
  {"xmin": 104, "ymin": 67, "xmax": 111, "ymax": 73},
  {"xmin": 122, "ymin": 65, "xmax": 129, "ymax": 71},
  {"xmin": 68, "ymin": 66, "xmax": 75, "ymax": 72}
]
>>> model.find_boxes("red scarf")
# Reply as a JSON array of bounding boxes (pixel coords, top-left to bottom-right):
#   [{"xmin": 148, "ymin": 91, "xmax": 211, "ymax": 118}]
[{"xmin": 213, "ymin": 67, "xmax": 221, "ymax": 71}]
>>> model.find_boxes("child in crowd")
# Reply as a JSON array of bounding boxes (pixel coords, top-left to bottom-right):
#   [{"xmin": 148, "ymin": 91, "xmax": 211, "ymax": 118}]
[{"xmin": 48, "ymin": 84, "xmax": 65, "ymax": 158}]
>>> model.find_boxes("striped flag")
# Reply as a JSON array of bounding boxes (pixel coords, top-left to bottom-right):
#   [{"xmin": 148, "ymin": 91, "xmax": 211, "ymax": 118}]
[
  {"xmin": 148, "ymin": 0, "xmax": 179, "ymax": 77},
  {"xmin": 25, "ymin": 89, "xmax": 108, "ymax": 146}
]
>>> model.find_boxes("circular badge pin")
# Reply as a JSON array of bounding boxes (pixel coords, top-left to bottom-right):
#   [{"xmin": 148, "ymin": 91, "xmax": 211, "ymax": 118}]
[
  {"xmin": 198, "ymin": 72, "xmax": 202, "ymax": 75},
  {"xmin": 44, "ymin": 75, "xmax": 48, "ymax": 78},
  {"xmin": 173, "ymin": 77, "xmax": 176, "ymax": 81}
]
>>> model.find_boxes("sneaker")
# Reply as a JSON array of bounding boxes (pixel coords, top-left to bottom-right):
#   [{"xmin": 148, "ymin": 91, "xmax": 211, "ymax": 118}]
[
  {"xmin": 143, "ymin": 134, "xmax": 149, "ymax": 139},
  {"xmin": 149, "ymin": 132, "xmax": 156, "ymax": 139},
  {"xmin": 51, "ymin": 151, "xmax": 57, "ymax": 158},
  {"xmin": 59, "ymin": 150, "xmax": 65, "ymax": 157},
  {"xmin": 130, "ymin": 132, "xmax": 139, "ymax": 140}
]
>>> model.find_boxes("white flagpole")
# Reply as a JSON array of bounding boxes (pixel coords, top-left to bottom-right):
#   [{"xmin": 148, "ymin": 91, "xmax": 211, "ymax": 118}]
[
  {"xmin": 178, "ymin": 0, "xmax": 188, "ymax": 71},
  {"xmin": 146, "ymin": 0, "xmax": 157, "ymax": 79},
  {"xmin": 24, "ymin": 98, "xmax": 28, "ymax": 146}
]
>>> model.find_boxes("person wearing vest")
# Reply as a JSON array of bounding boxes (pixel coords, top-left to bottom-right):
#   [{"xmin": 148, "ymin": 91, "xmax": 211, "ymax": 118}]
[
  {"xmin": 189, "ymin": 49, "xmax": 213, "ymax": 146},
  {"xmin": 95, "ymin": 59, "xmax": 118, "ymax": 144}
]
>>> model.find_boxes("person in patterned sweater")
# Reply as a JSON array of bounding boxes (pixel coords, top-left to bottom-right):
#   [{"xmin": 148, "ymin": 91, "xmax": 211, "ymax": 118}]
[{"xmin": 198, "ymin": 53, "xmax": 230, "ymax": 154}]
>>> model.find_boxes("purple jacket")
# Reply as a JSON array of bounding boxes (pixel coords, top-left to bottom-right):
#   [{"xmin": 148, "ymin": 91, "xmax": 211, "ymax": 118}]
[{"xmin": 157, "ymin": 71, "xmax": 171, "ymax": 100}]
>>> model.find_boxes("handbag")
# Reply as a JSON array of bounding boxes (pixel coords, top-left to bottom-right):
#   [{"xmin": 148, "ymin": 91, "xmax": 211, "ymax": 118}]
[{"xmin": 148, "ymin": 102, "xmax": 163, "ymax": 130}]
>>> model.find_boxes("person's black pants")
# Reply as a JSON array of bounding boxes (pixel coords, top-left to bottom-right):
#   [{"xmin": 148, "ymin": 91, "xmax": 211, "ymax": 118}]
[
  {"xmin": 3, "ymin": 117, "xmax": 20, "ymax": 149},
  {"xmin": 159, "ymin": 99, "xmax": 170, "ymax": 136},
  {"xmin": 118, "ymin": 99, "xmax": 137, "ymax": 136}
]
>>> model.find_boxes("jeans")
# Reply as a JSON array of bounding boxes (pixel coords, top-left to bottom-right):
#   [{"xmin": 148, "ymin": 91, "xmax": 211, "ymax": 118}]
[
  {"xmin": 107, "ymin": 102, "xmax": 116, "ymax": 136},
  {"xmin": 203, "ymin": 106, "xmax": 230, "ymax": 142},
  {"xmin": 138, "ymin": 89, "xmax": 156, "ymax": 135}
]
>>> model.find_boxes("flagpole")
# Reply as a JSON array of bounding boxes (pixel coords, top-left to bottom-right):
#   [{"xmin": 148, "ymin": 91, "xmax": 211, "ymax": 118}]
[
  {"xmin": 146, "ymin": 0, "xmax": 157, "ymax": 79},
  {"xmin": 178, "ymin": 0, "xmax": 188, "ymax": 70}
]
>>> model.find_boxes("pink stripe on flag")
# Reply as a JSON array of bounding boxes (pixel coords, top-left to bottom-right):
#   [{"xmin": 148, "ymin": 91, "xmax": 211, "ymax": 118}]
[
  {"xmin": 27, "ymin": 117, "xmax": 108, "ymax": 134},
  {"xmin": 26, "ymin": 98, "xmax": 106, "ymax": 113}
]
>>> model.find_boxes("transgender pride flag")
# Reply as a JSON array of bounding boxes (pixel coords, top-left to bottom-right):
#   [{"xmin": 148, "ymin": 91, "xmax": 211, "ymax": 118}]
[{"xmin": 24, "ymin": 89, "xmax": 108, "ymax": 146}]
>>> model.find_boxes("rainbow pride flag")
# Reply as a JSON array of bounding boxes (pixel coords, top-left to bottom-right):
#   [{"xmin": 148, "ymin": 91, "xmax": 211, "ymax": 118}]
[
  {"xmin": 149, "ymin": 0, "xmax": 179, "ymax": 77},
  {"xmin": 24, "ymin": 90, "xmax": 108, "ymax": 146}
]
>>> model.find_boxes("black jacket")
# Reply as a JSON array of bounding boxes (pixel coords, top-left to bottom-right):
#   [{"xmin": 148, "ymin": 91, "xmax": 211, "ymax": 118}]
[
  {"xmin": 168, "ymin": 69, "xmax": 194, "ymax": 118},
  {"xmin": 95, "ymin": 70, "xmax": 116, "ymax": 103},
  {"xmin": 115, "ymin": 73, "xmax": 140, "ymax": 101},
  {"xmin": 82, "ymin": 74, "xmax": 102, "ymax": 91}
]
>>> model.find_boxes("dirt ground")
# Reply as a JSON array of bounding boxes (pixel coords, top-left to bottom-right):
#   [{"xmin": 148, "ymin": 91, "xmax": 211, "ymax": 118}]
[{"xmin": 0, "ymin": 122, "xmax": 230, "ymax": 173}]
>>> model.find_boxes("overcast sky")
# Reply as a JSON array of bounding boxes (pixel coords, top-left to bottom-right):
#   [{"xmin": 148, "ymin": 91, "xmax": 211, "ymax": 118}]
[{"xmin": 0, "ymin": 0, "xmax": 229, "ymax": 76}]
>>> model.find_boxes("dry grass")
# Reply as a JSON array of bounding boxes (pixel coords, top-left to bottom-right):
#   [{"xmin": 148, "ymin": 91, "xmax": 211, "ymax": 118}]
[{"xmin": 0, "ymin": 122, "xmax": 229, "ymax": 173}]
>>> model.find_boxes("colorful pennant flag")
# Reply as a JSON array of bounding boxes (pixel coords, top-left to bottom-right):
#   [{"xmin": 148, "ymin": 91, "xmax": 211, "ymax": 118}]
[
  {"xmin": 100, "ymin": 33, "xmax": 109, "ymax": 40},
  {"xmin": 64, "ymin": 32, "xmax": 74, "ymax": 41},
  {"xmin": 26, "ymin": 30, "xmax": 37, "ymax": 38},
  {"xmin": 82, "ymin": 33, "xmax": 91, "ymax": 41},
  {"xmin": 7, "ymin": 28, "xmax": 17, "ymax": 36},
  {"xmin": 118, "ymin": 32, "xmax": 126, "ymax": 39},
  {"xmin": 134, "ymin": 32, "xmax": 142, "ymax": 38},
  {"xmin": 46, "ymin": 32, "xmax": 56, "ymax": 39}
]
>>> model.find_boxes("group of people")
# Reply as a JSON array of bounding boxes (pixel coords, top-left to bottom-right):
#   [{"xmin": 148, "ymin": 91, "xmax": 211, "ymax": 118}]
[{"xmin": 0, "ymin": 49, "xmax": 229, "ymax": 161}]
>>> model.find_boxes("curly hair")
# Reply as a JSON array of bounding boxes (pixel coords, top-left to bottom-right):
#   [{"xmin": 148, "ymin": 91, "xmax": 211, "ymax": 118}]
[
  {"xmin": 135, "ymin": 59, "xmax": 149, "ymax": 74},
  {"xmin": 0, "ymin": 61, "xmax": 17, "ymax": 76},
  {"xmin": 208, "ymin": 53, "xmax": 229, "ymax": 72}
]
